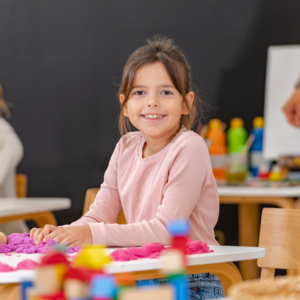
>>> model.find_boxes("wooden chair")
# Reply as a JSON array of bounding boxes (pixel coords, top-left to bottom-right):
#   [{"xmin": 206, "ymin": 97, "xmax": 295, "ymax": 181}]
[
  {"xmin": 15, "ymin": 173, "xmax": 28, "ymax": 197},
  {"xmin": 258, "ymin": 208, "xmax": 300, "ymax": 279},
  {"xmin": 83, "ymin": 188, "xmax": 126, "ymax": 224}
]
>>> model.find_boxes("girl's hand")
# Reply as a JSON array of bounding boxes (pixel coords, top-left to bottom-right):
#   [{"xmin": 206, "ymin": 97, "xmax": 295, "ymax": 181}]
[
  {"xmin": 0, "ymin": 232, "xmax": 7, "ymax": 245},
  {"xmin": 30, "ymin": 224, "xmax": 58, "ymax": 246},
  {"xmin": 43, "ymin": 225, "xmax": 93, "ymax": 248}
]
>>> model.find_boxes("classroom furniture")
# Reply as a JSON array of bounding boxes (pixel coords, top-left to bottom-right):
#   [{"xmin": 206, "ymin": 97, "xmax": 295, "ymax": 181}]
[
  {"xmin": 83, "ymin": 188, "xmax": 225, "ymax": 244},
  {"xmin": 258, "ymin": 208, "xmax": 300, "ymax": 279},
  {"xmin": 83, "ymin": 188, "xmax": 126, "ymax": 225},
  {"xmin": 15, "ymin": 174, "xmax": 27, "ymax": 198},
  {"xmin": 218, "ymin": 186, "xmax": 300, "ymax": 280},
  {"xmin": 0, "ymin": 245, "xmax": 265, "ymax": 298},
  {"xmin": 0, "ymin": 198, "xmax": 71, "ymax": 227}
]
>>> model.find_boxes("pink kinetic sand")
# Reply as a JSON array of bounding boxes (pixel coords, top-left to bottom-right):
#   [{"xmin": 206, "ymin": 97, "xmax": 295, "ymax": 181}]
[
  {"xmin": 110, "ymin": 240, "xmax": 212, "ymax": 261},
  {"xmin": 0, "ymin": 233, "xmax": 82, "ymax": 255},
  {"xmin": 0, "ymin": 263, "xmax": 15, "ymax": 272},
  {"xmin": 16, "ymin": 259, "xmax": 39, "ymax": 270}
]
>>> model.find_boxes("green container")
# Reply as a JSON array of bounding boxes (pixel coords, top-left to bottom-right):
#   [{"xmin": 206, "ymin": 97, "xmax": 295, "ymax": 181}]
[{"xmin": 227, "ymin": 118, "xmax": 248, "ymax": 154}]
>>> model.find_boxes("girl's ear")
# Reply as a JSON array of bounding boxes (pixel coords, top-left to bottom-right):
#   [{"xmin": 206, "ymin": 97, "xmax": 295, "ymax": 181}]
[
  {"xmin": 182, "ymin": 92, "xmax": 194, "ymax": 115},
  {"xmin": 120, "ymin": 94, "xmax": 128, "ymax": 117}
]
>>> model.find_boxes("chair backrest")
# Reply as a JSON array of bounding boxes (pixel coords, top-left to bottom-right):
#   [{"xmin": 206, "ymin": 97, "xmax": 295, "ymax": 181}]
[
  {"xmin": 257, "ymin": 208, "xmax": 300, "ymax": 279},
  {"xmin": 15, "ymin": 173, "xmax": 28, "ymax": 198},
  {"xmin": 83, "ymin": 188, "xmax": 126, "ymax": 225}
]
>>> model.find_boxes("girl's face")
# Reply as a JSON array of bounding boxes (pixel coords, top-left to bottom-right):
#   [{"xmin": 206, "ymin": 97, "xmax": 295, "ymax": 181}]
[{"xmin": 120, "ymin": 62, "xmax": 194, "ymax": 141}]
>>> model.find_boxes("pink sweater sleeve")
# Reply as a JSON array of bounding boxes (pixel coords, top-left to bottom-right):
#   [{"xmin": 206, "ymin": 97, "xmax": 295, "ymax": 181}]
[
  {"xmin": 69, "ymin": 143, "xmax": 122, "ymax": 226},
  {"xmin": 85, "ymin": 138, "xmax": 215, "ymax": 247}
]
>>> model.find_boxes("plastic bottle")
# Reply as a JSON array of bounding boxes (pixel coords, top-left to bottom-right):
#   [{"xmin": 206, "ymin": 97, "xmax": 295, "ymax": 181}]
[
  {"xmin": 250, "ymin": 117, "xmax": 264, "ymax": 177},
  {"xmin": 269, "ymin": 164, "xmax": 281, "ymax": 181},
  {"xmin": 226, "ymin": 118, "xmax": 248, "ymax": 183},
  {"xmin": 206, "ymin": 119, "xmax": 227, "ymax": 180},
  {"xmin": 227, "ymin": 118, "xmax": 248, "ymax": 154}
]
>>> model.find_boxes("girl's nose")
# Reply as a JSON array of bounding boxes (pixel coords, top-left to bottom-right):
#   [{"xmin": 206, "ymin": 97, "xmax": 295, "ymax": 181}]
[{"xmin": 147, "ymin": 95, "xmax": 159, "ymax": 107}]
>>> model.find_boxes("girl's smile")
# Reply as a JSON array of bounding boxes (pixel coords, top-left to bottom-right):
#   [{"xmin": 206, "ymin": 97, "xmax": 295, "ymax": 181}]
[{"xmin": 141, "ymin": 114, "xmax": 167, "ymax": 122}]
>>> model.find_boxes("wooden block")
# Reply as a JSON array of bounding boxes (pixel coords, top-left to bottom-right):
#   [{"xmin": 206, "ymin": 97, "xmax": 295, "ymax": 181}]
[
  {"xmin": 161, "ymin": 249, "xmax": 185, "ymax": 274},
  {"xmin": 119, "ymin": 285, "xmax": 174, "ymax": 300},
  {"xmin": 64, "ymin": 279, "xmax": 89, "ymax": 298},
  {"xmin": 35, "ymin": 266, "xmax": 61, "ymax": 295}
]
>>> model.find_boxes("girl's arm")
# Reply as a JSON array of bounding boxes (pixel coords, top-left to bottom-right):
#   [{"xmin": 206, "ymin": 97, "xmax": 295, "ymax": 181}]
[
  {"xmin": 88, "ymin": 137, "xmax": 218, "ymax": 247},
  {"xmin": 43, "ymin": 137, "xmax": 218, "ymax": 247}
]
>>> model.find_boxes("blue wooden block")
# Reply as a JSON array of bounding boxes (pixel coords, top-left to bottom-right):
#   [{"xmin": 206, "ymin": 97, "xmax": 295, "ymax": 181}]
[
  {"xmin": 168, "ymin": 220, "xmax": 190, "ymax": 237},
  {"xmin": 90, "ymin": 274, "xmax": 116, "ymax": 299},
  {"xmin": 20, "ymin": 281, "xmax": 32, "ymax": 300},
  {"xmin": 168, "ymin": 274, "xmax": 187, "ymax": 300}
]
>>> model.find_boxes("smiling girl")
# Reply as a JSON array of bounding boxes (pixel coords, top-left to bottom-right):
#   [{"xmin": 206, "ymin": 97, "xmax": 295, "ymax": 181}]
[{"xmin": 31, "ymin": 36, "xmax": 223, "ymax": 298}]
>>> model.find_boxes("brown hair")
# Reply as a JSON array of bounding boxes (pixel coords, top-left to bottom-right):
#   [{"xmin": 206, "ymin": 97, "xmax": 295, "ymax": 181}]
[
  {"xmin": 0, "ymin": 84, "xmax": 10, "ymax": 118},
  {"xmin": 117, "ymin": 35, "xmax": 202, "ymax": 136}
]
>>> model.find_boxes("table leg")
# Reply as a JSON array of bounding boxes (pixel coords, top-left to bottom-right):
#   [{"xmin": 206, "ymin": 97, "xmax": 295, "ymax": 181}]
[
  {"xmin": 0, "ymin": 283, "xmax": 20, "ymax": 300},
  {"xmin": 238, "ymin": 203, "xmax": 260, "ymax": 280},
  {"xmin": 0, "ymin": 211, "xmax": 57, "ymax": 227}
]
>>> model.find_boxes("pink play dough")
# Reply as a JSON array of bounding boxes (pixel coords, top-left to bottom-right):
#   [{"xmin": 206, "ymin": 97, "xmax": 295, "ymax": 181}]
[
  {"xmin": 0, "ymin": 263, "xmax": 15, "ymax": 272},
  {"xmin": 16, "ymin": 259, "xmax": 39, "ymax": 270},
  {"xmin": 110, "ymin": 240, "xmax": 211, "ymax": 262}
]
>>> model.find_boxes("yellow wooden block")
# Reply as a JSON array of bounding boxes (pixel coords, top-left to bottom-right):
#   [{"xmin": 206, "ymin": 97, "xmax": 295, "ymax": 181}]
[
  {"xmin": 119, "ymin": 285, "xmax": 174, "ymax": 300},
  {"xmin": 55, "ymin": 263, "xmax": 69, "ymax": 286},
  {"xmin": 73, "ymin": 246, "xmax": 111, "ymax": 270}
]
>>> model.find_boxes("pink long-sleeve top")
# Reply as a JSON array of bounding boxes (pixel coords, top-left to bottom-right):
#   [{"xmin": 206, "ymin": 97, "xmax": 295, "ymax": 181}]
[{"xmin": 70, "ymin": 127, "xmax": 220, "ymax": 247}]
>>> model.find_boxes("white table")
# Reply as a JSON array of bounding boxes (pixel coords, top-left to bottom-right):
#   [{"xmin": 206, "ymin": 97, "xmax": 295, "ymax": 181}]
[
  {"xmin": 0, "ymin": 198, "xmax": 71, "ymax": 227},
  {"xmin": 0, "ymin": 245, "xmax": 265, "ymax": 297},
  {"xmin": 217, "ymin": 186, "xmax": 300, "ymax": 280},
  {"xmin": 218, "ymin": 186, "xmax": 300, "ymax": 197}
]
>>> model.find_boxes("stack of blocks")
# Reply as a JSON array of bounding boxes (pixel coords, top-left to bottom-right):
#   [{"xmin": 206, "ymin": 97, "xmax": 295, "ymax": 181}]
[
  {"xmin": 21, "ymin": 220, "xmax": 190, "ymax": 300},
  {"xmin": 162, "ymin": 220, "xmax": 190, "ymax": 300}
]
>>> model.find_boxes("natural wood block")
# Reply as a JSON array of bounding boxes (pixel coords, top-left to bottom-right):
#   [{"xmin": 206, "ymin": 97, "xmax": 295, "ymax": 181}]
[
  {"xmin": 64, "ymin": 279, "xmax": 89, "ymax": 298},
  {"xmin": 161, "ymin": 249, "xmax": 185, "ymax": 274},
  {"xmin": 35, "ymin": 266, "xmax": 61, "ymax": 295},
  {"xmin": 119, "ymin": 285, "xmax": 174, "ymax": 300}
]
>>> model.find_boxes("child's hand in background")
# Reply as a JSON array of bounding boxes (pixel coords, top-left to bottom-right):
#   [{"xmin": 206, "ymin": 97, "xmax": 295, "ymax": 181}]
[
  {"xmin": 43, "ymin": 225, "xmax": 92, "ymax": 247},
  {"xmin": 0, "ymin": 232, "xmax": 7, "ymax": 245},
  {"xmin": 30, "ymin": 224, "xmax": 58, "ymax": 246}
]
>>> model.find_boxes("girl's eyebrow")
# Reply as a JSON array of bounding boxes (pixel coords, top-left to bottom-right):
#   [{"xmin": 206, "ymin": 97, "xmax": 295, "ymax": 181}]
[{"xmin": 132, "ymin": 84, "xmax": 175, "ymax": 89}]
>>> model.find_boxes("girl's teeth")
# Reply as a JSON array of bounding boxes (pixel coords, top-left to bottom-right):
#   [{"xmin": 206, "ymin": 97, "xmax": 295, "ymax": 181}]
[{"xmin": 145, "ymin": 115, "xmax": 162, "ymax": 119}]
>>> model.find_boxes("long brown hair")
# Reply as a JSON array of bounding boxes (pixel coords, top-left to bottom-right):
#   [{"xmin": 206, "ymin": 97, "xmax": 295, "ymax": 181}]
[
  {"xmin": 0, "ymin": 84, "xmax": 10, "ymax": 118},
  {"xmin": 117, "ymin": 35, "xmax": 203, "ymax": 136}
]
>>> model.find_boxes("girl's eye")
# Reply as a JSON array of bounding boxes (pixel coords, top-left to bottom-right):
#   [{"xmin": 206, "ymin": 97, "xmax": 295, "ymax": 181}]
[
  {"xmin": 133, "ymin": 90, "xmax": 145, "ymax": 96},
  {"xmin": 162, "ymin": 90, "xmax": 173, "ymax": 95}
]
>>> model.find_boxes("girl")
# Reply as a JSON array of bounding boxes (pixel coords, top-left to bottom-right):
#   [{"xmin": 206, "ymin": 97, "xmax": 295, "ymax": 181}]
[
  {"xmin": 31, "ymin": 36, "xmax": 223, "ymax": 298},
  {"xmin": 0, "ymin": 84, "xmax": 28, "ymax": 235}
]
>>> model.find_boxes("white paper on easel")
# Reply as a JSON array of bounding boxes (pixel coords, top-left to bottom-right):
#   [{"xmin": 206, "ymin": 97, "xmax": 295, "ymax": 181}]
[{"xmin": 263, "ymin": 45, "xmax": 300, "ymax": 160}]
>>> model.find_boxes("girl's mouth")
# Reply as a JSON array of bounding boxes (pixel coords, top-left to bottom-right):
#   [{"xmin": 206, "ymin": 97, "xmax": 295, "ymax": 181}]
[{"xmin": 141, "ymin": 114, "xmax": 166, "ymax": 122}]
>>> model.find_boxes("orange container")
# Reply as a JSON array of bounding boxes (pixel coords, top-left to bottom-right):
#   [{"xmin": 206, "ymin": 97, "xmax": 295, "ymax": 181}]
[{"xmin": 206, "ymin": 119, "xmax": 227, "ymax": 180}]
